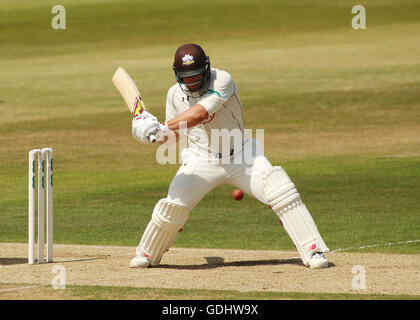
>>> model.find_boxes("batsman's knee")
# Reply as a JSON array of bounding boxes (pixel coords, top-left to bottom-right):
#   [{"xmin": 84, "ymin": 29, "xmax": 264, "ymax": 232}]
[
  {"xmin": 262, "ymin": 166, "xmax": 301, "ymax": 212},
  {"xmin": 151, "ymin": 198, "xmax": 190, "ymax": 232}
]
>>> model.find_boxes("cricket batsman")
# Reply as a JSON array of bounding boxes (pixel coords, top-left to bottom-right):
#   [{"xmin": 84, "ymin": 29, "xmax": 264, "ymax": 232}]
[{"xmin": 129, "ymin": 43, "xmax": 329, "ymax": 268}]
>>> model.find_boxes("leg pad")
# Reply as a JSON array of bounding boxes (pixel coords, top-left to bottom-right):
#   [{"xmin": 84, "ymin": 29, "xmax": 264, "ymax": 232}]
[
  {"xmin": 263, "ymin": 167, "xmax": 329, "ymax": 265},
  {"xmin": 136, "ymin": 199, "xmax": 189, "ymax": 265}
]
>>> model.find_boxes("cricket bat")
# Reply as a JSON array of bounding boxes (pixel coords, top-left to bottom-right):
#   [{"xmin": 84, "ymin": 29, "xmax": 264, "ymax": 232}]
[{"xmin": 112, "ymin": 67, "xmax": 158, "ymax": 142}]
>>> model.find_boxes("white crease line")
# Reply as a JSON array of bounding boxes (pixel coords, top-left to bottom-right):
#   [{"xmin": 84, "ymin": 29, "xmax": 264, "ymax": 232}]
[
  {"xmin": 0, "ymin": 285, "xmax": 39, "ymax": 293},
  {"xmin": 75, "ymin": 276, "xmax": 138, "ymax": 285},
  {"xmin": 92, "ymin": 276, "xmax": 136, "ymax": 282},
  {"xmin": 331, "ymin": 239, "xmax": 420, "ymax": 253}
]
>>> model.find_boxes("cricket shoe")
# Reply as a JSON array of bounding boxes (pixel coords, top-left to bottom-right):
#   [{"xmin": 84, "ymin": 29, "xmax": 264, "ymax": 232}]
[
  {"xmin": 308, "ymin": 252, "xmax": 329, "ymax": 269},
  {"xmin": 129, "ymin": 255, "xmax": 151, "ymax": 268}
]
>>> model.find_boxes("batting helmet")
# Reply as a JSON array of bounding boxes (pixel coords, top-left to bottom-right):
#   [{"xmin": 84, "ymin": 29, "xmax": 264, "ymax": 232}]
[{"xmin": 173, "ymin": 44, "xmax": 211, "ymax": 97}]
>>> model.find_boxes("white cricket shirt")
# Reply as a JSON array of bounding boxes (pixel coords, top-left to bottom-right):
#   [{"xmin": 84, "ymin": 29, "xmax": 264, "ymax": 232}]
[{"xmin": 165, "ymin": 68, "xmax": 249, "ymax": 159}]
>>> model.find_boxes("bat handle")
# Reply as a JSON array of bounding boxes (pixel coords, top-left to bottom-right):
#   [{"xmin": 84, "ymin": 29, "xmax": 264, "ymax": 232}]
[{"xmin": 149, "ymin": 132, "xmax": 163, "ymax": 143}]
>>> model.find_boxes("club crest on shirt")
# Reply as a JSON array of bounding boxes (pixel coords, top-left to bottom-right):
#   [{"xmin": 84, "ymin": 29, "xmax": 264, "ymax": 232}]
[{"xmin": 182, "ymin": 54, "xmax": 195, "ymax": 65}]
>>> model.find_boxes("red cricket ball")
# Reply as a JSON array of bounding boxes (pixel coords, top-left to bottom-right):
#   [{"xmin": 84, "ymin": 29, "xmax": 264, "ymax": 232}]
[{"xmin": 232, "ymin": 189, "xmax": 243, "ymax": 201}]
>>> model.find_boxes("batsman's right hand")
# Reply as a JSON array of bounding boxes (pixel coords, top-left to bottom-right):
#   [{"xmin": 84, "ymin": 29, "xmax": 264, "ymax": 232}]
[{"xmin": 132, "ymin": 116, "xmax": 160, "ymax": 144}]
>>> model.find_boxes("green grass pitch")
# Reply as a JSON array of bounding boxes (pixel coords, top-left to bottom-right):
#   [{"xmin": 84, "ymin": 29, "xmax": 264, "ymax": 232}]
[{"xmin": 0, "ymin": 0, "xmax": 419, "ymax": 297}]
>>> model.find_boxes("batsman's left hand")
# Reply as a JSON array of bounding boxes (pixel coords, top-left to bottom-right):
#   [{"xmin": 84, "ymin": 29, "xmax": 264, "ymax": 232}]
[{"xmin": 132, "ymin": 116, "xmax": 160, "ymax": 144}]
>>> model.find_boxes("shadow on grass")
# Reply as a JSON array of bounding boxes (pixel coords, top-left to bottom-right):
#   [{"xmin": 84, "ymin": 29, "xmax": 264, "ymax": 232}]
[
  {"xmin": 0, "ymin": 258, "xmax": 28, "ymax": 266},
  {"xmin": 157, "ymin": 256, "xmax": 312, "ymax": 270}
]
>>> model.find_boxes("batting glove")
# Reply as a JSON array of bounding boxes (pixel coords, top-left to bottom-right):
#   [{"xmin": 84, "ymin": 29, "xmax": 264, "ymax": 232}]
[{"xmin": 132, "ymin": 116, "xmax": 160, "ymax": 144}]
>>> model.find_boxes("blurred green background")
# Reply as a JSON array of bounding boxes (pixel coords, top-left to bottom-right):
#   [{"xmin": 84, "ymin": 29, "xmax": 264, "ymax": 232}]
[{"xmin": 0, "ymin": 0, "xmax": 419, "ymax": 254}]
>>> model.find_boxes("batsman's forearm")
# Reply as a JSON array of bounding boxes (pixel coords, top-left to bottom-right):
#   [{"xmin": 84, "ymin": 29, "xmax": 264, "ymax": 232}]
[{"xmin": 167, "ymin": 104, "xmax": 208, "ymax": 131}]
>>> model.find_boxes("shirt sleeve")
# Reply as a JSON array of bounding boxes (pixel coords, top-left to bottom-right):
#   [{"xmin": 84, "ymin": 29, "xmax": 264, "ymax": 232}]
[
  {"xmin": 198, "ymin": 71, "xmax": 235, "ymax": 115},
  {"xmin": 165, "ymin": 86, "xmax": 178, "ymax": 122}
]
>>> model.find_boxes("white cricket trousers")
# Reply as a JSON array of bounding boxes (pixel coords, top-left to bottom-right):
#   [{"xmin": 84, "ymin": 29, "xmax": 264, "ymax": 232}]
[{"xmin": 166, "ymin": 140, "xmax": 272, "ymax": 209}]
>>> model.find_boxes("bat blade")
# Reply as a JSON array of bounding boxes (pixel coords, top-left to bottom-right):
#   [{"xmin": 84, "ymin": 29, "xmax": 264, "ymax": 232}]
[
  {"xmin": 112, "ymin": 67, "xmax": 145, "ymax": 117},
  {"xmin": 112, "ymin": 67, "xmax": 158, "ymax": 142}
]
